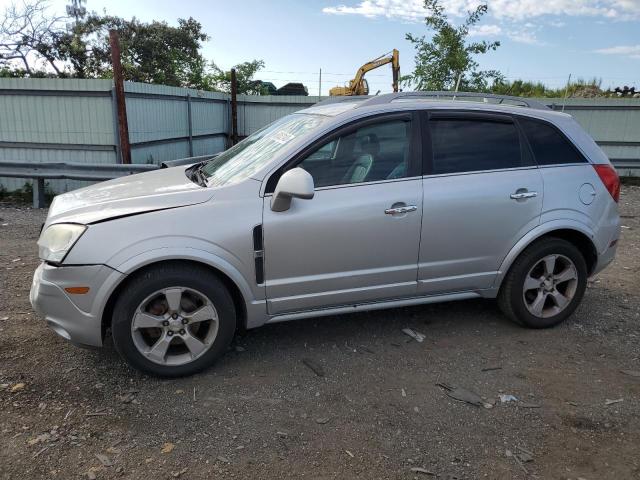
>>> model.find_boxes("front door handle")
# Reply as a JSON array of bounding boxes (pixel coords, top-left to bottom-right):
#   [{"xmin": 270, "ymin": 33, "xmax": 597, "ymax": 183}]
[
  {"xmin": 510, "ymin": 190, "xmax": 538, "ymax": 200},
  {"xmin": 385, "ymin": 205, "xmax": 417, "ymax": 215}
]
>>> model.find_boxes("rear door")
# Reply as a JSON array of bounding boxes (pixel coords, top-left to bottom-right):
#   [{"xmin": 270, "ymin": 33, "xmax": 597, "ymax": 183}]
[
  {"xmin": 418, "ymin": 111, "xmax": 543, "ymax": 294},
  {"xmin": 262, "ymin": 113, "xmax": 423, "ymax": 315}
]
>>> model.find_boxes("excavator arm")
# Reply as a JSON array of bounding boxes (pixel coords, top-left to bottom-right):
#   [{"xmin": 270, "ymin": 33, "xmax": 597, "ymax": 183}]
[{"xmin": 330, "ymin": 49, "xmax": 399, "ymax": 96}]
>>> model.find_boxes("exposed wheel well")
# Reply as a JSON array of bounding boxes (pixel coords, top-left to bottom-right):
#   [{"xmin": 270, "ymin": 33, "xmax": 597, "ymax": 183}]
[
  {"xmin": 101, "ymin": 260, "xmax": 247, "ymax": 341},
  {"xmin": 531, "ymin": 229, "xmax": 598, "ymax": 276}
]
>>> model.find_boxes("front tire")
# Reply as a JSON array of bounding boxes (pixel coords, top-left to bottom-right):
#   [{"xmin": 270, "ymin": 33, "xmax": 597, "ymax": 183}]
[
  {"xmin": 498, "ymin": 238, "xmax": 588, "ymax": 328},
  {"xmin": 111, "ymin": 264, "xmax": 236, "ymax": 377}
]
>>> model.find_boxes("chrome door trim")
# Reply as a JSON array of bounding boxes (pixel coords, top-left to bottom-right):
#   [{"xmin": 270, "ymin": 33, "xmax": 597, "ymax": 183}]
[
  {"xmin": 510, "ymin": 191, "xmax": 538, "ymax": 200},
  {"xmin": 385, "ymin": 205, "xmax": 418, "ymax": 215}
]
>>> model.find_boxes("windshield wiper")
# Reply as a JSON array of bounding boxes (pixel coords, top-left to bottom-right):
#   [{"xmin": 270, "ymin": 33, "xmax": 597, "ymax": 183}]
[{"xmin": 189, "ymin": 162, "xmax": 208, "ymax": 187}]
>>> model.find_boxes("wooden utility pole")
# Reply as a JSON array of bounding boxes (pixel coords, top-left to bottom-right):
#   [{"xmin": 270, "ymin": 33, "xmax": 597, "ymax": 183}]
[
  {"xmin": 230, "ymin": 68, "xmax": 238, "ymax": 145},
  {"xmin": 109, "ymin": 29, "xmax": 131, "ymax": 164}
]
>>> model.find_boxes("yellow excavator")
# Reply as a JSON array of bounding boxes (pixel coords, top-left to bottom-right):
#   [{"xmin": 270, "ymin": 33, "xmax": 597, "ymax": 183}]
[{"xmin": 330, "ymin": 49, "xmax": 400, "ymax": 96}]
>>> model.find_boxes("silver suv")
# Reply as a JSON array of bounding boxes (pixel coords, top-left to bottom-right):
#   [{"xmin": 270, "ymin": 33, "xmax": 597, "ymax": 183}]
[{"xmin": 30, "ymin": 92, "xmax": 621, "ymax": 377}]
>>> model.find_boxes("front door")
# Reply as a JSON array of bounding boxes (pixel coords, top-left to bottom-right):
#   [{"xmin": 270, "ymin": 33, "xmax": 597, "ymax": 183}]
[
  {"xmin": 418, "ymin": 112, "xmax": 544, "ymax": 294},
  {"xmin": 263, "ymin": 114, "xmax": 423, "ymax": 315}
]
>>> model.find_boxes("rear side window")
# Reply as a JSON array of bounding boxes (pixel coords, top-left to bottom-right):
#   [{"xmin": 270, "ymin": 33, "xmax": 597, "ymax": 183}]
[
  {"xmin": 519, "ymin": 118, "xmax": 587, "ymax": 165},
  {"xmin": 429, "ymin": 118, "xmax": 524, "ymax": 174}
]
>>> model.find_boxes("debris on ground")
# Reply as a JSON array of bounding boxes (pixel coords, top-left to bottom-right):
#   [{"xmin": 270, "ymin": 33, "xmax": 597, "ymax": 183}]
[
  {"xmin": 506, "ymin": 446, "xmax": 534, "ymax": 474},
  {"xmin": 315, "ymin": 417, "xmax": 330, "ymax": 424},
  {"xmin": 410, "ymin": 466, "xmax": 436, "ymax": 475},
  {"xmin": 481, "ymin": 366, "xmax": 502, "ymax": 372},
  {"xmin": 10, "ymin": 383, "xmax": 25, "ymax": 393},
  {"xmin": 402, "ymin": 328, "xmax": 425, "ymax": 343},
  {"xmin": 437, "ymin": 383, "xmax": 487, "ymax": 407},
  {"xmin": 345, "ymin": 450, "xmax": 355, "ymax": 458},
  {"xmin": 85, "ymin": 467, "xmax": 100, "ymax": 480},
  {"xmin": 499, "ymin": 394, "xmax": 518, "ymax": 403},
  {"xmin": 358, "ymin": 345, "xmax": 375, "ymax": 354},
  {"xmin": 94, "ymin": 453, "xmax": 113, "ymax": 467},
  {"xmin": 605, "ymin": 398, "xmax": 623, "ymax": 405},
  {"xmin": 172, "ymin": 468, "xmax": 188, "ymax": 478},
  {"xmin": 302, "ymin": 358, "xmax": 325, "ymax": 377},
  {"xmin": 161, "ymin": 442, "xmax": 175, "ymax": 454},
  {"xmin": 117, "ymin": 390, "xmax": 138, "ymax": 404}
]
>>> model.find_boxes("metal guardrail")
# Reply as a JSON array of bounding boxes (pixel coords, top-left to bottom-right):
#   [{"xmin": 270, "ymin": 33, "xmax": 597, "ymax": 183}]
[
  {"xmin": 0, "ymin": 157, "xmax": 638, "ymax": 209},
  {"xmin": 160, "ymin": 154, "xmax": 218, "ymax": 168},
  {"xmin": 0, "ymin": 161, "xmax": 158, "ymax": 208}
]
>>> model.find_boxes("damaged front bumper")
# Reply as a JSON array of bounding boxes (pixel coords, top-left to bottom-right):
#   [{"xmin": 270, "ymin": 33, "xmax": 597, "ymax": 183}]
[{"xmin": 30, "ymin": 262, "xmax": 124, "ymax": 347}]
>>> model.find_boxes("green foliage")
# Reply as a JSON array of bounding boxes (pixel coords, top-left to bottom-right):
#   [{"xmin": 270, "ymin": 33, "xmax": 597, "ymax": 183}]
[
  {"xmin": 490, "ymin": 78, "xmax": 606, "ymax": 98},
  {"xmin": 205, "ymin": 60, "xmax": 267, "ymax": 94},
  {"xmin": 52, "ymin": 15, "xmax": 212, "ymax": 88},
  {"xmin": 0, "ymin": 1, "xmax": 266, "ymax": 92},
  {"xmin": 405, "ymin": 0, "xmax": 502, "ymax": 91}
]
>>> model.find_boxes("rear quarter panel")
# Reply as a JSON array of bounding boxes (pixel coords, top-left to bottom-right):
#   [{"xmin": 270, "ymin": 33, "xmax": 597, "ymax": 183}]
[{"xmin": 539, "ymin": 164, "xmax": 620, "ymax": 255}]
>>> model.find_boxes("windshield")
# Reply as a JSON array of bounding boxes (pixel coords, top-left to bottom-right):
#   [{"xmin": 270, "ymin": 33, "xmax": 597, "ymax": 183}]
[{"xmin": 201, "ymin": 113, "xmax": 327, "ymax": 187}]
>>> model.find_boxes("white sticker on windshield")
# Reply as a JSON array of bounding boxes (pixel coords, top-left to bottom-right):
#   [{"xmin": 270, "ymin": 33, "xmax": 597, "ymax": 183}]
[{"xmin": 272, "ymin": 130, "xmax": 296, "ymax": 145}]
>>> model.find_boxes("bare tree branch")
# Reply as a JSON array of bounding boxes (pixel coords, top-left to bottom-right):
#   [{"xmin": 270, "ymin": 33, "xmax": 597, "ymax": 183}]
[{"xmin": 0, "ymin": 0, "xmax": 65, "ymax": 74}]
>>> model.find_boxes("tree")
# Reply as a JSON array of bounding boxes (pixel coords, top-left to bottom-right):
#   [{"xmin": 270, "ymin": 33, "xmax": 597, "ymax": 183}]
[
  {"xmin": 404, "ymin": 0, "xmax": 503, "ymax": 91},
  {"xmin": 0, "ymin": 0, "xmax": 266, "ymax": 92},
  {"xmin": 0, "ymin": 0, "xmax": 65, "ymax": 75},
  {"xmin": 52, "ymin": 14, "xmax": 212, "ymax": 87},
  {"xmin": 206, "ymin": 60, "xmax": 266, "ymax": 94}
]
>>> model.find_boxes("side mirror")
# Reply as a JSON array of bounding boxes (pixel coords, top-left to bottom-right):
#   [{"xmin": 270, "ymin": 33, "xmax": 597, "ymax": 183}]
[{"xmin": 270, "ymin": 168, "xmax": 315, "ymax": 212}]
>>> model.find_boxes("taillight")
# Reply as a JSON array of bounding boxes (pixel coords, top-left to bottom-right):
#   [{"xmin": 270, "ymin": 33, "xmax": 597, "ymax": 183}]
[{"xmin": 593, "ymin": 164, "xmax": 620, "ymax": 203}]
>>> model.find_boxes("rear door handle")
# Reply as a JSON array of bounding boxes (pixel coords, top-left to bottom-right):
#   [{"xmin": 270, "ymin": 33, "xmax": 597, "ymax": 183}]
[
  {"xmin": 510, "ymin": 190, "xmax": 538, "ymax": 200},
  {"xmin": 385, "ymin": 205, "xmax": 417, "ymax": 215}
]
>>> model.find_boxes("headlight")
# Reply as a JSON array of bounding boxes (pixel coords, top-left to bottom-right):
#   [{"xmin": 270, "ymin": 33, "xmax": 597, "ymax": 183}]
[{"xmin": 37, "ymin": 223, "xmax": 87, "ymax": 263}]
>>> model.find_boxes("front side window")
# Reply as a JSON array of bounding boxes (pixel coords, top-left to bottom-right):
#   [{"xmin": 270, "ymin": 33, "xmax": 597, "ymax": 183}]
[
  {"xmin": 429, "ymin": 118, "xmax": 524, "ymax": 174},
  {"xmin": 201, "ymin": 113, "xmax": 327, "ymax": 187},
  {"xmin": 519, "ymin": 117, "xmax": 587, "ymax": 165},
  {"xmin": 298, "ymin": 119, "xmax": 412, "ymax": 188}
]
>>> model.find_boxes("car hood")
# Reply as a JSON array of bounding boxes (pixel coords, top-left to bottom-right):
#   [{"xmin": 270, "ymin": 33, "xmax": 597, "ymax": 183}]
[{"xmin": 45, "ymin": 166, "xmax": 214, "ymax": 226}]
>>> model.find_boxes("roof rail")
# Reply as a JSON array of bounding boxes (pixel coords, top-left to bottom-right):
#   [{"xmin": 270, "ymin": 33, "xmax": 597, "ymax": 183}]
[
  {"xmin": 357, "ymin": 91, "xmax": 550, "ymax": 110},
  {"xmin": 313, "ymin": 95, "xmax": 371, "ymax": 106}
]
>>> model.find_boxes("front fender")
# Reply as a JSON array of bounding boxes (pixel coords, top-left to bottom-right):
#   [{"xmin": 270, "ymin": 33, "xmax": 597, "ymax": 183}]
[
  {"xmin": 115, "ymin": 246, "xmax": 260, "ymax": 304},
  {"xmin": 107, "ymin": 246, "xmax": 269, "ymax": 330},
  {"xmin": 492, "ymin": 219, "xmax": 596, "ymax": 289}
]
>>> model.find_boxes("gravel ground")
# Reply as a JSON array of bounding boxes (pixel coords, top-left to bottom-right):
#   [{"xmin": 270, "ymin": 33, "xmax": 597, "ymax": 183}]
[{"xmin": 1, "ymin": 186, "xmax": 639, "ymax": 480}]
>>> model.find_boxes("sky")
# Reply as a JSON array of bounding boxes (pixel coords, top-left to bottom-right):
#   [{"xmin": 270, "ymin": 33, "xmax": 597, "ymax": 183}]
[{"xmin": 7, "ymin": 0, "xmax": 640, "ymax": 94}]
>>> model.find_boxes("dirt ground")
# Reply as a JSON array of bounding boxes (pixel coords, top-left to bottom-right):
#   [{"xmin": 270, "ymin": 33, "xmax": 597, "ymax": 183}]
[{"xmin": 1, "ymin": 186, "xmax": 639, "ymax": 480}]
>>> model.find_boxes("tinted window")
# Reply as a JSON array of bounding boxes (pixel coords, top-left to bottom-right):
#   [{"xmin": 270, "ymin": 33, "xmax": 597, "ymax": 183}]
[
  {"xmin": 519, "ymin": 118, "xmax": 587, "ymax": 165},
  {"xmin": 298, "ymin": 119, "xmax": 412, "ymax": 188},
  {"xmin": 430, "ymin": 119, "xmax": 524, "ymax": 174}
]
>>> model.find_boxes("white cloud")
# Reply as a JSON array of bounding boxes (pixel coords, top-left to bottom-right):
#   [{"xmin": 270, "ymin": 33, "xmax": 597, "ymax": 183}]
[
  {"xmin": 507, "ymin": 30, "xmax": 540, "ymax": 45},
  {"xmin": 595, "ymin": 44, "xmax": 640, "ymax": 58},
  {"xmin": 469, "ymin": 24, "xmax": 502, "ymax": 36},
  {"xmin": 322, "ymin": 0, "xmax": 640, "ymax": 21}
]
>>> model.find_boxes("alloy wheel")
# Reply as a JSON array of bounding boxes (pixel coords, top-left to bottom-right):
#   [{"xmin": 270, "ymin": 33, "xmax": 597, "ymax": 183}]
[
  {"xmin": 522, "ymin": 254, "xmax": 579, "ymax": 318},
  {"xmin": 130, "ymin": 287, "xmax": 219, "ymax": 366}
]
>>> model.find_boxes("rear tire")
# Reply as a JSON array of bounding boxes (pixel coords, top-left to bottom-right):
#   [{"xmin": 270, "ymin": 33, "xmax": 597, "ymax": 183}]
[
  {"xmin": 111, "ymin": 264, "xmax": 236, "ymax": 377},
  {"xmin": 498, "ymin": 238, "xmax": 588, "ymax": 328}
]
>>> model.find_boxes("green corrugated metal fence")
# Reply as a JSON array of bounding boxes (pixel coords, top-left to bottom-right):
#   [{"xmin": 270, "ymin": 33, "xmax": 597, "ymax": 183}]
[{"xmin": 0, "ymin": 78, "xmax": 638, "ymax": 194}]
